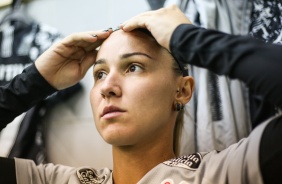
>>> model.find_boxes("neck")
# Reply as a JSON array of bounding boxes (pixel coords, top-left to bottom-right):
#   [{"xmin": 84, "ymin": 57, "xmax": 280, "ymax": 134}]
[{"xmin": 111, "ymin": 138, "xmax": 175, "ymax": 184}]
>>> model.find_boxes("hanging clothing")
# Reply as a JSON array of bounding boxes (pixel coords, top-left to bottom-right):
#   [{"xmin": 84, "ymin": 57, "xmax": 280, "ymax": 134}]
[
  {"xmin": 247, "ymin": 0, "xmax": 282, "ymax": 127},
  {"xmin": 0, "ymin": 14, "xmax": 82, "ymax": 164},
  {"xmin": 149, "ymin": 0, "xmax": 282, "ymax": 154},
  {"xmin": 182, "ymin": 0, "xmax": 252, "ymax": 153},
  {"xmin": 148, "ymin": 0, "xmax": 252, "ymax": 154},
  {"xmin": 250, "ymin": 0, "xmax": 282, "ymax": 44}
]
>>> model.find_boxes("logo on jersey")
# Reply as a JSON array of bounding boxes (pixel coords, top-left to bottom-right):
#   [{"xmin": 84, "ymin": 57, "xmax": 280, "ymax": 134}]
[
  {"xmin": 77, "ymin": 168, "xmax": 106, "ymax": 184},
  {"xmin": 163, "ymin": 153, "xmax": 202, "ymax": 170},
  {"xmin": 161, "ymin": 178, "xmax": 174, "ymax": 184}
]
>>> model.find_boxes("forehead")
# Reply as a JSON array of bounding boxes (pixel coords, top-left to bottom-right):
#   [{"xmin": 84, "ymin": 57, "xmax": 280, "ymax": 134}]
[{"xmin": 97, "ymin": 30, "xmax": 163, "ymax": 57}]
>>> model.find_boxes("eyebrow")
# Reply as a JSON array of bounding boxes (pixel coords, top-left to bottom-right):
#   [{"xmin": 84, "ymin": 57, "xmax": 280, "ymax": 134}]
[
  {"xmin": 121, "ymin": 52, "xmax": 154, "ymax": 60},
  {"xmin": 94, "ymin": 52, "xmax": 154, "ymax": 66}
]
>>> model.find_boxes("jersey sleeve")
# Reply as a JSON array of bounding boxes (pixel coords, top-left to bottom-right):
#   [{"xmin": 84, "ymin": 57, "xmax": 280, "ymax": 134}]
[
  {"xmin": 198, "ymin": 115, "xmax": 280, "ymax": 184},
  {"xmin": 14, "ymin": 158, "xmax": 113, "ymax": 184},
  {"xmin": 0, "ymin": 64, "xmax": 57, "ymax": 129},
  {"xmin": 15, "ymin": 158, "xmax": 77, "ymax": 184},
  {"xmin": 170, "ymin": 24, "xmax": 282, "ymax": 109}
]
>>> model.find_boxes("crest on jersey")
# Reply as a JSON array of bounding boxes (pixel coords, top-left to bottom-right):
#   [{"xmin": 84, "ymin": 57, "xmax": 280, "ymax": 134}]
[
  {"xmin": 77, "ymin": 168, "xmax": 106, "ymax": 184},
  {"xmin": 163, "ymin": 153, "xmax": 202, "ymax": 171}
]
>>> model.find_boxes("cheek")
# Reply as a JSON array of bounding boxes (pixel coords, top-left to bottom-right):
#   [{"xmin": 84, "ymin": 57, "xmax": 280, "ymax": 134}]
[
  {"xmin": 127, "ymin": 78, "xmax": 175, "ymax": 114},
  {"xmin": 90, "ymin": 88, "xmax": 105, "ymax": 138},
  {"xmin": 90, "ymin": 87, "xmax": 101, "ymax": 120}
]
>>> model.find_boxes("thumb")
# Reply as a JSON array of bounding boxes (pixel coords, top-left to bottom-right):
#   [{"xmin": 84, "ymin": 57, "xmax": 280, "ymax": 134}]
[
  {"xmin": 80, "ymin": 51, "xmax": 97, "ymax": 77},
  {"xmin": 120, "ymin": 15, "xmax": 147, "ymax": 32}
]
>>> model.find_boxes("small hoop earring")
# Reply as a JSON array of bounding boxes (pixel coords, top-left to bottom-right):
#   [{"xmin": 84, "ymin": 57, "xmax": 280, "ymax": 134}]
[{"xmin": 175, "ymin": 102, "xmax": 184, "ymax": 111}]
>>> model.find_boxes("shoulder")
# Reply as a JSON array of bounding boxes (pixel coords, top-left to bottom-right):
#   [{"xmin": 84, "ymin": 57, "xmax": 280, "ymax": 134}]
[
  {"xmin": 15, "ymin": 158, "xmax": 112, "ymax": 184},
  {"xmin": 138, "ymin": 153, "xmax": 208, "ymax": 183},
  {"xmin": 163, "ymin": 152, "xmax": 207, "ymax": 171}
]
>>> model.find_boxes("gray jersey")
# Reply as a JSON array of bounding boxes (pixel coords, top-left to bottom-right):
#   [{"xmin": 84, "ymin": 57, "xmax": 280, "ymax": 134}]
[{"xmin": 15, "ymin": 115, "xmax": 277, "ymax": 184}]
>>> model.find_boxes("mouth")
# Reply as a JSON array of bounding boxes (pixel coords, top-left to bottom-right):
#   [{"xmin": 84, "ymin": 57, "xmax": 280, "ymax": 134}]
[{"xmin": 101, "ymin": 105, "xmax": 126, "ymax": 118}]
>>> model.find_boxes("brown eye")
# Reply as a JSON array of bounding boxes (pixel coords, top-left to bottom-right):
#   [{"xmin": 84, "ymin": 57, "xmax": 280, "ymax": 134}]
[
  {"xmin": 128, "ymin": 64, "xmax": 142, "ymax": 73},
  {"xmin": 96, "ymin": 71, "xmax": 107, "ymax": 80}
]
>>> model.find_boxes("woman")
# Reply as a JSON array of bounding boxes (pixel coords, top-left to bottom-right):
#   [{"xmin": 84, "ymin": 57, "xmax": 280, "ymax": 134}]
[
  {"xmin": 1, "ymin": 5, "xmax": 282, "ymax": 184},
  {"xmin": 91, "ymin": 28, "xmax": 193, "ymax": 184}
]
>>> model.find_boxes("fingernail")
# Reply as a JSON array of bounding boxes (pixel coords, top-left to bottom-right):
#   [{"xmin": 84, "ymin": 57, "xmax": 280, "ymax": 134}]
[
  {"xmin": 113, "ymin": 27, "xmax": 120, "ymax": 32},
  {"xmin": 92, "ymin": 34, "xmax": 97, "ymax": 37},
  {"xmin": 103, "ymin": 28, "xmax": 113, "ymax": 32}
]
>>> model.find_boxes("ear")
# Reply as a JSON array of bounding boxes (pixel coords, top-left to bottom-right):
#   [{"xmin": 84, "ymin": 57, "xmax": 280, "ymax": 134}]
[{"xmin": 175, "ymin": 76, "xmax": 194, "ymax": 104}]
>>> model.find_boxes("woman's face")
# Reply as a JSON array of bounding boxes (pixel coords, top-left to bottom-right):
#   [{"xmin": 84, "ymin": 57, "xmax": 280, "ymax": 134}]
[{"xmin": 91, "ymin": 30, "xmax": 180, "ymax": 147}]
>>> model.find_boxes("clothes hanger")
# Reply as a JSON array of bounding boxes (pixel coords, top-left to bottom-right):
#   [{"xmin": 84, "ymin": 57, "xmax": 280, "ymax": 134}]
[{"xmin": 0, "ymin": 0, "xmax": 33, "ymax": 28}]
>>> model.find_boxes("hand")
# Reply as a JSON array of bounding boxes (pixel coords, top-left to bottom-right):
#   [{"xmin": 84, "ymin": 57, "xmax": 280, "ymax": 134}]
[
  {"xmin": 120, "ymin": 5, "xmax": 191, "ymax": 52},
  {"xmin": 35, "ymin": 29, "xmax": 112, "ymax": 90}
]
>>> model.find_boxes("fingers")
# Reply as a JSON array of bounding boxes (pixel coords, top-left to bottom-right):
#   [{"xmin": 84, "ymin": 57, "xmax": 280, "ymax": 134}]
[
  {"xmin": 50, "ymin": 43, "xmax": 85, "ymax": 60},
  {"xmin": 120, "ymin": 12, "xmax": 149, "ymax": 32},
  {"xmin": 52, "ymin": 29, "xmax": 113, "ymax": 60},
  {"xmin": 120, "ymin": 5, "xmax": 191, "ymax": 51},
  {"xmin": 83, "ymin": 38, "xmax": 104, "ymax": 52},
  {"xmin": 120, "ymin": 5, "xmax": 190, "ymax": 32},
  {"xmin": 34, "ymin": 29, "xmax": 113, "ymax": 90},
  {"xmin": 120, "ymin": 6, "xmax": 166, "ymax": 32},
  {"xmin": 62, "ymin": 29, "xmax": 113, "ymax": 49},
  {"xmin": 80, "ymin": 51, "xmax": 98, "ymax": 76}
]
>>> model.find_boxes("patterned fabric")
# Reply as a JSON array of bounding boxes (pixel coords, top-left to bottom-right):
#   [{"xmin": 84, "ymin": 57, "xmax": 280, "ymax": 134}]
[
  {"xmin": 0, "ymin": 22, "xmax": 62, "ymax": 85},
  {"xmin": 250, "ymin": 0, "xmax": 282, "ymax": 44},
  {"xmin": 248, "ymin": 0, "xmax": 281, "ymax": 127}
]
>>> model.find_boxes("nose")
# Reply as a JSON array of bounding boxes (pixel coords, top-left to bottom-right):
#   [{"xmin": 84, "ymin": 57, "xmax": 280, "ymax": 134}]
[{"xmin": 100, "ymin": 72, "xmax": 122, "ymax": 98}]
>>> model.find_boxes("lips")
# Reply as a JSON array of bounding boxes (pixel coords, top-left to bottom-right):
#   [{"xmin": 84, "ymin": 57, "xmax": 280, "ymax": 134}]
[{"xmin": 101, "ymin": 105, "xmax": 126, "ymax": 117}]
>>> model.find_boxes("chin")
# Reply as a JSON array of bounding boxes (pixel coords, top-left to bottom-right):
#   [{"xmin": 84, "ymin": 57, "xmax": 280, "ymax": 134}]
[
  {"xmin": 102, "ymin": 133, "xmax": 135, "ymax": 147},
  {"xmin": 99, "ymin": 125, "xmax": 137, "ymax": 145}
]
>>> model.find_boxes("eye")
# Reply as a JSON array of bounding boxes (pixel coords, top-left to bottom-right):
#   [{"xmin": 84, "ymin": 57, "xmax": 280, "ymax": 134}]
[
  {"xmin": 128, "ymin": 64, "xmax": 143, "ymax": 73},
  {"xmin": 95, "ymin": 71, "xmax": 107, "ymax": 80}
]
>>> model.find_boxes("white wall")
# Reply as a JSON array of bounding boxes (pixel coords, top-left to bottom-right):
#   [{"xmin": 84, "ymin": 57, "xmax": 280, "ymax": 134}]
[{"xmin": 0, "ymin": 0, "xmax": 149, "ymax": 169}]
